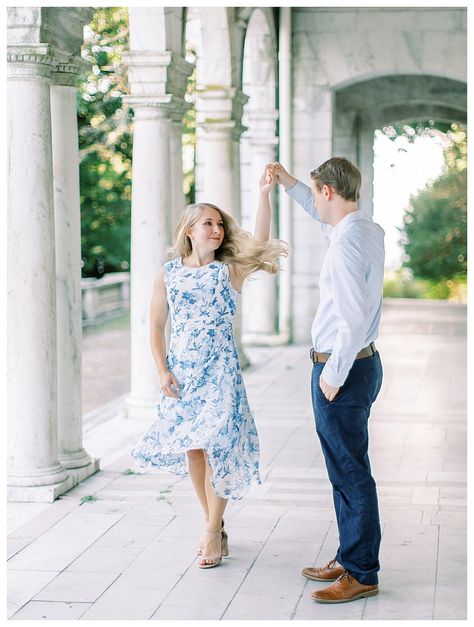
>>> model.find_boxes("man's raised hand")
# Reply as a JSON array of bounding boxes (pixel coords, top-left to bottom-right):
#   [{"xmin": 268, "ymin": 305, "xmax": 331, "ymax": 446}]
[{"xmin": 266, "ymin": 162, "xmax": 296, "ymax": 189}]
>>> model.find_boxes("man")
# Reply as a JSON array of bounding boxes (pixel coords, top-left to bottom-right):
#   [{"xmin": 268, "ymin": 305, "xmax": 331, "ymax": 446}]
[{"xmin": 269, "ymin": 158, "xmax": 384, "ymax": 604}]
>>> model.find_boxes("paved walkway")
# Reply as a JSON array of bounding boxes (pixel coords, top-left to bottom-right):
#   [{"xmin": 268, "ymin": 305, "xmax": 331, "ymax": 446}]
[{"xmin": 7, "ymin": 300, "xmax": 467, "ymax": 620}]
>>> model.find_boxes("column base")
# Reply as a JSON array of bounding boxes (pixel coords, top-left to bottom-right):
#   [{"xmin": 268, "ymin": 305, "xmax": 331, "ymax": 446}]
[
  {"xmin": 7, "ymin": 458, "xmax": 100, "ymax": 503},
  {"xmin": 237, "ymin": 345, "xmax": 251, "ymax": 369},
  {"xmin": 124, "ymin": 394, "xmax": 159, "ymax": 420},
  {"xmin": 58, "ymin": 448, "xmax": 93, "ymax": 470}
]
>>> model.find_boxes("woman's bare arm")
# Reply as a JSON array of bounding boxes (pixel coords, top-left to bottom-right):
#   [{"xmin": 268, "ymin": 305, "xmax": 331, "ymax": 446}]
[{"xmin": 150, "ymin": 267, "xmax": 179, "ymax": 398}]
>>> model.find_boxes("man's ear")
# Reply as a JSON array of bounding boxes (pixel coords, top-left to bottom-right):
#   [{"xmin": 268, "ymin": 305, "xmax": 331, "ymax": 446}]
[{"xmin": 322, "ymin": 184, "xmax": 334, "ymax": 199}]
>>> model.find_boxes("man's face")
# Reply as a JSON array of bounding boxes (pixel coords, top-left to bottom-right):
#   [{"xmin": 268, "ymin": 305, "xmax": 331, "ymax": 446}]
[{"xmin": 312, "ymin": 182, "xmax": 330, "ymax": 223}]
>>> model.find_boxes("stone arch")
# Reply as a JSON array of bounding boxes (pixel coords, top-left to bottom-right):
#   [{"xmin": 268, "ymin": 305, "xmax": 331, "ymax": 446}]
[{"xmin": 332, "ymin": 74, "xmax": 467, "ymax": 216}]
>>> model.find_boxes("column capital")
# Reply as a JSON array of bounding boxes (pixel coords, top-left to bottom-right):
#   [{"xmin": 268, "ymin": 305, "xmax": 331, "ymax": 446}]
[
  {"xmin": 51, "ymin": 56, "xmax": 88, "ymax": 87},
  {"xmin": 196, "ymin": 86, "xmax": 249, "ymax": 142},
  {"xmin": 7, "ymin": 43, "xmax": 85, "ymax": 84},
  {"xmin": 7, "ymin": 43, "xmax": 57, "ymax": 79},
  {"xmin": 243, "ymin": 108, "xmax": 279, "ymax": 146},
  {"xmin": 123, "ymin": 49, "xmax": 193, "ymax": 120},
  {"xmin": 123, "ymin": 95, "xmax": 191, "ymax": 123},
  {"xmin": 124, "ymin": 50, "xmax": 194, "ymax": 99}
]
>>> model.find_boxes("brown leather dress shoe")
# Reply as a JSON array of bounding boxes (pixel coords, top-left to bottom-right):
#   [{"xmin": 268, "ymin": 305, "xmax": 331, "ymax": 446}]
[
  {"xmin": 311, "ymin": 571, "xmax": 379, "ymax": 604},
  {"xmin": 302, "ymin": 558, "xmax": 345, "ymax": 582}
]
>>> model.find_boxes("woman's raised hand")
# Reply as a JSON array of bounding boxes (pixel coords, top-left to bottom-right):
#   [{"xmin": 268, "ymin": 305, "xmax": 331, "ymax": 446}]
[
  {"xmin": 259, "ymin": 166, "xmax": 277, "ymax": 194},
  {"xmin": 160, "ymin": 370, "xmax": 180, "ymax": 398},
  {"xmin": 266, "ymin": 162, "xmax": 295, "ymax": 189}
]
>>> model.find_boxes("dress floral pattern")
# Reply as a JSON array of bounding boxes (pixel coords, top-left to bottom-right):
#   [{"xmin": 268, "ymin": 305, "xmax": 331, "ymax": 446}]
[{"xmin": 130, "ymin": 257, "xmax": 261, "ymax": 500}]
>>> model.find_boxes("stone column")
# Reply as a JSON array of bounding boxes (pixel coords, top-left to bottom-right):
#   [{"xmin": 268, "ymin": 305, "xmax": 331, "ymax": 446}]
[
  {"xmin": 7, "ymin": 45, "xmax": 70, "ymax": 501},
  {"xmin": 169, "ymin": 106, "xmax": 188, "ymax": 229},
  {"xmin": 195, "ymin": 87, "xmax": 248, "ymax": 217},
  {"xmin": 278, "ymin": 7, "xmax": 293, "ymax": 343},
  {"xmin": 123, "ymin": 51, "xmax": 193, "ymax": 419},
  {"xmin": 196, "ymin": 86, "xmax": 249, "ymax": 364},
  {"xmin": 291, "ymin": 85, "xmax": 334, "ymax": 342},
  {"xmin": 241, "ymin": 110, "xmax": 279, "ymax": 340},
  {"xmin": 50, "ymin": 61, "xmax": 98, "ymax": 476}
]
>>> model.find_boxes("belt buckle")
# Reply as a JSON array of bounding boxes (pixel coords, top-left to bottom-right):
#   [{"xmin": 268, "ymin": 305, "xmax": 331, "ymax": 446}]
[{"xmin": 309, "ymin": 347, "xmax": 318, "ymax": 363}]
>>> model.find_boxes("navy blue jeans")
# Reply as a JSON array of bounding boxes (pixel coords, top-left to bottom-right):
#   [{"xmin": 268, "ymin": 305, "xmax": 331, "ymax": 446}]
[{"xmin": 311, "ymin": 351, "xmax": 383, "ymax": 585}]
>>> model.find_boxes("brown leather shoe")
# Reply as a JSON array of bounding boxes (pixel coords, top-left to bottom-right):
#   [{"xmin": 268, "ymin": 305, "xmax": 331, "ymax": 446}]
[
  {"xmin": 302, "ymin": 558, "xmax": 345, "ymax": 582},
  {"xmin": 311, "ymin": 571, "xmax": 379, "ymax": 604}
]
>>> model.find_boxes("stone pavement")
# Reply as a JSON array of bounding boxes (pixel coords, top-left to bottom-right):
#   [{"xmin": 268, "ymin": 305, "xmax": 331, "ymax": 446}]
[{"xmin": 7, "ymin": 300, "xmax": 467, "ymax": 620}]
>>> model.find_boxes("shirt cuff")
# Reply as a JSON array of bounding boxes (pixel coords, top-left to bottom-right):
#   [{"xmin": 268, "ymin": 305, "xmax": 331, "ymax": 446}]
[{"xmin": 320, "ymin": 362, "xmax": 348, "ymax": 388}]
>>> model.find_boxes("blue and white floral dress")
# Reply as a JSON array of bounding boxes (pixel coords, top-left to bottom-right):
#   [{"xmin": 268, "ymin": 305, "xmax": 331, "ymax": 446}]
[{"xmin": 130, "ymin": 257, "xmax": 261, "ymax": 500}]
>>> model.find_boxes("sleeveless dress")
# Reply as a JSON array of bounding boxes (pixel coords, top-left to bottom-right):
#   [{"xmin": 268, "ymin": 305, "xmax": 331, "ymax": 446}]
[{"xmin": 130, "ymin": 257, "xmax": 261, "ymax": 500}]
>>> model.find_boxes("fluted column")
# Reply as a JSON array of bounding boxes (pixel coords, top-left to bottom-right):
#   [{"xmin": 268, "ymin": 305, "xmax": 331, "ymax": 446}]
[
  {"xmin": 241, "ymin": 109, "xmax": 279, "ymax": 340},
  {"xmin": 195, "ymin": 86, "xmax": 249, "ymax": 365},
  {"xmin": 50, "ymin": 61, "xmax": 98, "ymax": 475},
  {"xmin": 123, "ymin": 50, "xmax": 193, "ymax": 419},
  {"xmin": 7, "ymin": 44, "xmax": 69, "ymax": 500}
]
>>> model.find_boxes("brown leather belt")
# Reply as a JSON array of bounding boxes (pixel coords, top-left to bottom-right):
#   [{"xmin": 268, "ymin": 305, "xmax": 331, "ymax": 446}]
[{"xmin": 310, "ymin": 342, "xmax": 376, "ymax": 364}]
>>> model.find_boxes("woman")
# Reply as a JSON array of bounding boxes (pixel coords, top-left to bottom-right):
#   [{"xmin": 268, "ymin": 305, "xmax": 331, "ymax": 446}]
[{"xmin": 131, "ymin": 166, "xmax": 288, "ymax": 568}]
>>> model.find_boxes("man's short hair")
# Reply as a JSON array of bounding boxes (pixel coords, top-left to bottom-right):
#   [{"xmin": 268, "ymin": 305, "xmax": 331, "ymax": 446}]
[{"xmin": 310, "ymin": 157, "xmax": 361, "ymax": 202}]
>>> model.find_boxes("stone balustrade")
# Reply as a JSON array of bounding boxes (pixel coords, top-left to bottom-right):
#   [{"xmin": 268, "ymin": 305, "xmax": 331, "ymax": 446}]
[{"xmin": 81, "ymin": 272, "xmax": 130, "ymax": 327}]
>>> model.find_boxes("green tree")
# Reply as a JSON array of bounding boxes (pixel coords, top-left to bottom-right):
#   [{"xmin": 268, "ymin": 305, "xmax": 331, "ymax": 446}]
[
  {"xmin": 78, "ymin": 8, "xmax": 132, "ymax": 278},
  {"xmin": 78, "ymin": 9, "xmax": 197, "ymax": 276},
  {"xmin": 400, "ymin": 127, "xmax": 467, "ymax": 282}
]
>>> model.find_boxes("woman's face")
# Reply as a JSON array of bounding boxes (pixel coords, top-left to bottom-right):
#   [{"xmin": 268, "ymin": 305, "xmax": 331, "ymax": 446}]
[{"xmin": 188, "ymin": 206, "xmax": 225, "ymax": 251}]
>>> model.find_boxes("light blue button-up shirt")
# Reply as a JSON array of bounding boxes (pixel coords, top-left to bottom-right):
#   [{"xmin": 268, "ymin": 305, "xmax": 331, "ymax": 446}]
[{"xmin": 287, "ymin": 180, "xmax": 385, "ymax": 387}]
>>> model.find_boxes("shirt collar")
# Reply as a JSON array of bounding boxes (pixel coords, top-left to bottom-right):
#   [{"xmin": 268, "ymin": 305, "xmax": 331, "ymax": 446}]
[{"xmin": 327, "ymin": 210, "xmax": 363, "ymax": 242}]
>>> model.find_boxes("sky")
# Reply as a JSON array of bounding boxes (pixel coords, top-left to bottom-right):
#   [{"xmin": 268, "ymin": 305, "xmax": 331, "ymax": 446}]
[{"xmin": 372, "ymin": 132, "xmax": 446, "ymax": 270}]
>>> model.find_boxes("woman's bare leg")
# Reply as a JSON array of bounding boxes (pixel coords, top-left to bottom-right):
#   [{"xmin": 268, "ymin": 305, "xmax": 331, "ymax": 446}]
[
  {"xmin": 187, "ymin": 449, "xmax": 209, "ymax": 519},
  {"xmin": 200, "ymin": 453, "xmax": 228, "ymax": 566}
]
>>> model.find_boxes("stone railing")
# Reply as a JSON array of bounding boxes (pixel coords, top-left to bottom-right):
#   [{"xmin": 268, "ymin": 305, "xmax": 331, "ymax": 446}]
[{"xmin": 81, "ymin": 272, "xmax": 130, "ymax": 327}]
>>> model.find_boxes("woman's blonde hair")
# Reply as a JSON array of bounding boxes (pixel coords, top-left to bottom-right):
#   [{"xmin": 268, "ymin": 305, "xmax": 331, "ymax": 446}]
[{"xmin": 167, "ymin": 203, "xmax": 289, "ymax": 276}]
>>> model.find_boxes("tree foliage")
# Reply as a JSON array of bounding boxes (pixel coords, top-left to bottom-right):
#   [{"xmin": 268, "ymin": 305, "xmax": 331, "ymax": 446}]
[
  {"xmin": 399, "ymin": 125, "xmax": 467, "ymax": 282},
  {"xmin": 78, "ymin": 8, "xmax": 132, "ymax": 278},
  {"xmin": 78, "ymin": 9, "xmax": 197, "ymax": 277}
]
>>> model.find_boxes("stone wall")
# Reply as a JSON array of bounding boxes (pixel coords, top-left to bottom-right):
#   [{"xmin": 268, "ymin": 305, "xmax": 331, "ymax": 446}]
[{"xmin": 289, "ymin": 7, "xmax": 467, "ymax": 342}]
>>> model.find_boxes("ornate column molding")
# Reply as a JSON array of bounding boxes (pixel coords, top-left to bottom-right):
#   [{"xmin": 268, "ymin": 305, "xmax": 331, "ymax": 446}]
[
  {"xmin": 51, "ymin": 57, "xmax": 87, "ymax": 86},
  {"xmin": 196, "ymin": 85, "xmax": 249, "ymax": 142},
  {"xmin": 124, "ymin": 50, "xmax": 193, "ymax": 111},
  {"xmin": 243, "ymin": 108, "xmax": 279, "ymax": 147},
  {"xmin": 7, "ymin": 43, "xmax": 59, "ymax": 79}
]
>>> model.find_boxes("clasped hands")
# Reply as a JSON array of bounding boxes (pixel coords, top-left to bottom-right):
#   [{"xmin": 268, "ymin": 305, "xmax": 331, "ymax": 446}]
[{"xmin": 259, "ymin": 165, "xmax": 278, "ymax": 194}]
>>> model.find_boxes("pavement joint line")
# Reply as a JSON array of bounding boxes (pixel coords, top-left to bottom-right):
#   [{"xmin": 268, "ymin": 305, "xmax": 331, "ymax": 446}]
[
  {"xmin": 431, "ymin": 524, "xmax": 441, "ymax": 620},
  {"xmin": 59, "ymin": 513, "xmax": 179, "ymax": 618},
  {"xmin": 147, "ymin": 533, "xmax": 211, "ymax": 618},
  {"xmin": 219, "ymin": 509, "xmax": 290, "ymax": 619},
  {"xmin": 7, "ymin": 497, "xmax": 101, "ymax": 558},
  {"xmin": 290, "ymin": 518, "xmax": 333, "ymax": 619}
]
